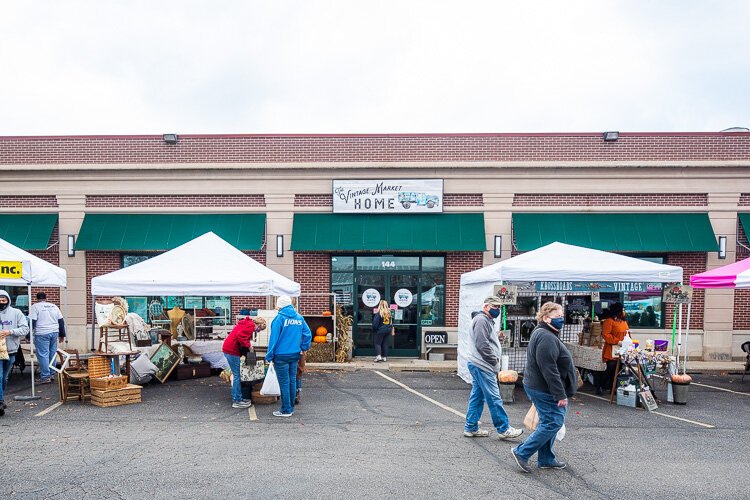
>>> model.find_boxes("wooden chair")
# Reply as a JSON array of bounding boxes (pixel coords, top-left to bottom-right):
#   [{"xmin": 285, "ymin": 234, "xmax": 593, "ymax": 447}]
[{"xmin": 56, "ymin": 349, "xmax": 90, "ymax": 403}]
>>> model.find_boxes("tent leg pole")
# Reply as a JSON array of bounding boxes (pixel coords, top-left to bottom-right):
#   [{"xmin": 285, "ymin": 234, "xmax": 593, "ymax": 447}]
[
  {"xmin": 15, "ymin": 284, "xmax": 41, "ymax": 401},
  {"xmin": 91, "ymin": 297, "xmax": 96, "ymax": 351}
]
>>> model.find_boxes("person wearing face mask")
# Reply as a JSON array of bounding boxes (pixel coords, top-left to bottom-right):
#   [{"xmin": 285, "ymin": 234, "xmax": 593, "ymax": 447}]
[
  {"xmin": 463, "ymin": 296, "xmax": 524, "ymax": 441},
  {"xmin": 222, "ymin": 317, "xmax": 262, "ymax": 409},
  {"xmin": 511, "ymin": 301, "xmax": 577, "ymax": 473},
  {"xmin": 0, "ymin": 290, "xmax": 30, "ymax": 414},
  {"xmin": 597, "ymin": 302, "xmax": 629, "ymax": 395}
]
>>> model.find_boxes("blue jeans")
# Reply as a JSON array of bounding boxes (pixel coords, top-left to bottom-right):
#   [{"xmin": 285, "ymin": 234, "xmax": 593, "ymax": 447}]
[
  {"xmin": 274, "ymin": 354, "xmax": 300, "ymax": 414},
  {"xmin": 464, "ymin": 362, "xmax": 511, "ymax": 433},
  {"xmin": 224, "ymin": 354, "xmax": 243, "ymax": 403},
  {"xmin": 514, "ymin": 386, "xmax": 567, "ymax": 466},
  {"xmin": 0, "ymin": 353, "xmax": 17, "ymax": 403},
  {"xmin": 34, "ymin": 333, "xmax": 58, "ymax": 380}
]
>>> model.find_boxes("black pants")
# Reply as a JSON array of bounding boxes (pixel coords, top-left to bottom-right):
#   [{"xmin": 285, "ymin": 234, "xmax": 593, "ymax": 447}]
[
  {"xmin": 598, "ymin": 360, "xmax": 619, "ymax": 391},
  {"xmin": 373, "ymin": 331, "xmax": 390, "ymax": 358}
]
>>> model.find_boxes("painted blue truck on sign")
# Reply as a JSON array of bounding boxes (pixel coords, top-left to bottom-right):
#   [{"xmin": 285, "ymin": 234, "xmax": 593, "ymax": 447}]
[{"xmin": 397, "ymin": 192, "xmax": 440, "ymax": 209}]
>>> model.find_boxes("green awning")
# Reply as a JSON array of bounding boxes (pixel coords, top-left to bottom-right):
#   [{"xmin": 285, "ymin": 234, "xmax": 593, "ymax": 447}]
[
  {"xmin": 737, "ymin": 214, "xmax": 750, "ymax": 237},
  {"xmin": 291, "ymin": 213, "xmax": 486, "ymax": 252},
  {"xmin": 513, "ymin": 213, "xmax": 718, "ymax": 252},
  {"xmin": 0, "ymin": 214, "xmax": 58, "ymax": 250},
  {"xmin": 76, "ymin": 214, "xmax": 266, "ymax": 251}
]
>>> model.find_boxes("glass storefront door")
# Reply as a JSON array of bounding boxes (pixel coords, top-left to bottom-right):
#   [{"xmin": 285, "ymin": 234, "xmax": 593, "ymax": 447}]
[{"xmin": 347, "ymin": 255, "xmax": 443, "ymax": 358}]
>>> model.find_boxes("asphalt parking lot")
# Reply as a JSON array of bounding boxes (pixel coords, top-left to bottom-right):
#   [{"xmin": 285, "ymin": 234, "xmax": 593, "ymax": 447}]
[{"xmin": 1, "ymin": 368, "xmax": 749, "ymax": 499}]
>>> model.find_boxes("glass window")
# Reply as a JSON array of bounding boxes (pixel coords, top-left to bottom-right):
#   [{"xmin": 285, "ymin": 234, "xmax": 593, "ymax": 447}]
[
  {"xmin": 624, "ymin": 283, "xmax": 663, "ymax": 328},
  {"xmin": 0, "ymin": 286, "xmax": 30, "ymax": 315},
  {"xmin": 421, "ymin": 256, "xmax": 445, "ymax": 272},
  {"xmin": 356, "ymin": 256, "xmax": 419, "ymax": 271},
  {"xmin": 122, "ymin": 254, "xmax": 157, "ymax": 267},
  {"xmin": 419, "ymin": 272, "xmax": 445, "ymax": 326},
  {"xmin": 331, "ymin": 272, "xmax": 355, "ymax": 318},
  {"xmin": 331, "ymin": 256, "xmax": 354, "ymax": 271}
]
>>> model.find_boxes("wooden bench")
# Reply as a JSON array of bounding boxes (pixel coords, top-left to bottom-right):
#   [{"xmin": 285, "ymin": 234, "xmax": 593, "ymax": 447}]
[{"xmin": 424, "ymin": 343, "xmax": 458, "ymax": 360}]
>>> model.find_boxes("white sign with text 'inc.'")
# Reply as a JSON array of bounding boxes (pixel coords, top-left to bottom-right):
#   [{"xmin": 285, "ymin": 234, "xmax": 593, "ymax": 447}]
[{"xmin": 333, "ymin": 179, "xmax": 444, "ymax": 213}]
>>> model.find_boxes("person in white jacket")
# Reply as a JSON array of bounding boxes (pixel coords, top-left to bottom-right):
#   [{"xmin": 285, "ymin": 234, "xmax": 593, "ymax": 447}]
[{"xmin": 0, "ymin": 290, "xmax": 30, "ymax": 413}]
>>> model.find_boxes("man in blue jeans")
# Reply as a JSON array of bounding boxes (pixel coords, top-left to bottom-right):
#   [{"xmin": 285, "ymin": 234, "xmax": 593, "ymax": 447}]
[
  {"xmin": 266, "ymin": 296, "xmax": 311, "ymax": 417},
  {"xmin": 463, "ymin": 296, "xmax": 523, "ymax": 441},
  {"xmin": 30, "ymin": 292, "xmax": 66, "ymax": 384}
]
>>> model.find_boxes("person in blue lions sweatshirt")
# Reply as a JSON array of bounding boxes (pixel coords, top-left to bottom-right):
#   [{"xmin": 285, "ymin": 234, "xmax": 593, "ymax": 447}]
[{"xmin": 266, "ymin": 296, "xmax": 311, "ymax": 417}]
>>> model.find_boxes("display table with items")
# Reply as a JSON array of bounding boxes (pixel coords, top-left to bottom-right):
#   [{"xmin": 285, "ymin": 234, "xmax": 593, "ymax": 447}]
[
  {"xmin": 608, "ymin": 348, "xmax": 677, "ymax": 410},
  {"xmin": 564, "ymin": 343, "xmax": 606, "ymax": 371}
]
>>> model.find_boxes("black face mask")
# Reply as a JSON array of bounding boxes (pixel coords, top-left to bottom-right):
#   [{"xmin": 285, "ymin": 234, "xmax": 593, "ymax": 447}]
[{"xmin": 0, "ymin": 301, "xmax": 8, "ymax": 311}]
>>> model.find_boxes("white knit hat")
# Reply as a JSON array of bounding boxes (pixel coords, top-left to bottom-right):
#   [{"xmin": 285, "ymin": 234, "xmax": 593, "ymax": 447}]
[{"xmin": 276, "ymin": 295, "xmax": 292, "ymax": 309}]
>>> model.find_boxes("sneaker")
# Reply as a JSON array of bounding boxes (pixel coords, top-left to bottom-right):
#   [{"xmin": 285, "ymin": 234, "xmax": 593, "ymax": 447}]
[
  {"xmin": 498, "ymin": 426, "xmax": 524, "ymax": 440},
  {"xmin": 374, "ymin": 356, "xmax": 382, "ymax": 362},
  {"xmin": 511, "ymin": 448, "xmax": 532, "ymax": 473},
  {"xmin": 35, "ymin": 378, "xmax": 52, "ymax": 385},
  {"xmin": 232, "ymin": 401, "xmax": 252, "ymax": 409},
  {"xmin": 382, "ymin": 357, "xmax": 387, "ymax": 362},
  {"xmin": 272, "ymin": 411, "xmax": 294, "ymax": 417},
  {"xmin": 241, "ymin": 399, "xmax": 253, "ymax": 406},
  {"xmin": 539, "ymin": 461, "xmax": 567, "ymax": 470},
  {"xmin": 463, "ymin": 429, "xmax": 489, "ymax": 437}
]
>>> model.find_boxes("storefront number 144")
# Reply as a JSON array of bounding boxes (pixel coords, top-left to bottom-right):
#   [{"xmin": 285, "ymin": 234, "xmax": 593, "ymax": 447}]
[{"xmin": 381, "ymin": 261, "xmax": 396, "ymax": 268}]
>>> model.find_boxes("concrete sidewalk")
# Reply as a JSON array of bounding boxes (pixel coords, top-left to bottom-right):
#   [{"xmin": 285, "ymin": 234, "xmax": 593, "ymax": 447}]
[{"xmin": 308, "ymin": 358, "xmax": 748, "ymax": 374}]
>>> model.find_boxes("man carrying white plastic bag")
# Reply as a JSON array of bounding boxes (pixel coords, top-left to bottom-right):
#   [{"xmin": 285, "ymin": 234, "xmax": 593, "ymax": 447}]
[
  {"xmin": 264, "ymin": 296, "xmax": 311, "ymax": 417},
  {"xmin": 260, "ymin": 362, "xmax": 281, "ymax": 396}
]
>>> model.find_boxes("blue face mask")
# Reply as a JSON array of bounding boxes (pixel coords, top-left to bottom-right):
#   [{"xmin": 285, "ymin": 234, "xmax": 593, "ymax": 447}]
[
  {"xmin": 550, "ymin": 317, "xmax": 564, "ymax": 329},
  {"xmin": 489, "ymin": 307, "xmax": 501, "ymax": 319}
]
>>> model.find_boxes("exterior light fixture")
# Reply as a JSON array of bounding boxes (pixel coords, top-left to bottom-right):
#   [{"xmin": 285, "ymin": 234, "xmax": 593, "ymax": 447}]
[
  {"xmin": 162, "ymin": 133, "xmax": 178, "ymax": 145},
  {"xmin": 67, "ymin": 234, "xmax": 76, "ymax": 257},
  {"xmin": 603, "ymin": 131, "xmax": 619, "ymax": 141},
  {"xmin": 494, "ymin": 235, "xmax": 502, "ymax": 258},
  {"xmin": 276, "ymin": 234, "xmax": 284, "ymax": 258},
  {"xmin": 718, "ymin": 236, "xmax": 727, "ymax": 259}
]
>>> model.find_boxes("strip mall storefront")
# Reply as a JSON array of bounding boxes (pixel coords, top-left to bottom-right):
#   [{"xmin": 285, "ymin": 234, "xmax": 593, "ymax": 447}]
[{"xmin": 2, "ymin": 132, "xmax": 750, "ymax": 361}]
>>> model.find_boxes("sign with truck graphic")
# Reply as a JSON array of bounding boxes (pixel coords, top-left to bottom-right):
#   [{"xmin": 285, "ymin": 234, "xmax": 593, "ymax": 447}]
[{"xmin": 333, "ymin": 179, "xmax": 443, "ymax": 213}]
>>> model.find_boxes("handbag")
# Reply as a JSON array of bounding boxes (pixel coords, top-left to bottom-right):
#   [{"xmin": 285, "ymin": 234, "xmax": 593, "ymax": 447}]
[{"xmin": 244, "ymin": 350, "xmax": 257, "ymax": 366}]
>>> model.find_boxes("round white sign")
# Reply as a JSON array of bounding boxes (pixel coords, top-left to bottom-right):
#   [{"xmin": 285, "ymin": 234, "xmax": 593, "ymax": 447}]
[
  {"xmin": 362, "ymin": 288, "xmax": 381, "ymax": 308},
  {"xmin": 394, "ymin": 288, "xmax": 413, "ymax": 307}
]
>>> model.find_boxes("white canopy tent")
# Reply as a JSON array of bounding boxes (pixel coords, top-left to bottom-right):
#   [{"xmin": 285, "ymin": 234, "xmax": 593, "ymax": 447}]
[
  {"xmin": 0, "ymin": 236, "xmax": 68, "ymax": 400},
  {"xmin": 458, "ymin": 242, "xmax": 683, "ymax": 382},
  {"xmin": 92, "ymin": 232, "xmax": 300, "ymax": 297}
]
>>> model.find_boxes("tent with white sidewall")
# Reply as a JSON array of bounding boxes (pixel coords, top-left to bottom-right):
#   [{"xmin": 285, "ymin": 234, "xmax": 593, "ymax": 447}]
[
  {"xmin": 0, "ymin": 236, "xmax": 68, "ymax": 400},
  {"xmin": 458, "ymin": 242, "xmax": 683, "ymax": 383}
]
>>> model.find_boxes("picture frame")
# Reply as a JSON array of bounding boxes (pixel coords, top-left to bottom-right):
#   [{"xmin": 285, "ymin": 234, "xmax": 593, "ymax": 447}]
[
  {"xmin": 50, "ymin": 349, "xmax": 71, "ymax": 374},
  {"xmin": 149, "ymin": 342, "xmax": 180, "ymax": 383}
]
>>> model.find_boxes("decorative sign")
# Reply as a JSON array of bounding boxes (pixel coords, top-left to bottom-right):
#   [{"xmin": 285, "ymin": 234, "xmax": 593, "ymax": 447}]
[
  {"xmin": 663, "ymin": 284, "xmax": 693, "ymax": 304},
  {"xmin": 492, "ymin": 284, "xmax": 518, "ymax": 305},
  {"xmin": 424, "ymin": 331, "xmax": 448, "ymax": 344},
  {"xmin": 591, "ymin": 291, "xmax": 600, "ymax": 302},
  {"xmin": 333, "ymin": 179, "xmax": 444, "ymax": 213},
  {"xmin": 394, "ymin": 288, "xmax": 413, "ymax": 307},
  {"xmin": 361, "ymin": 288, "xmax": 381, "ymax": 307},
  {"xmin": 0, "ymin": 261, "xmax": 24, "ymax": 279},
  {"xmin": 535, "ymin": 281, "xmax": 655, "ymax": 293}
]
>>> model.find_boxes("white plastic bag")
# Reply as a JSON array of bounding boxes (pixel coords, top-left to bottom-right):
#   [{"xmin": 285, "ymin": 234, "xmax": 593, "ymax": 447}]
[
  {"xmin": 260, "ymin": 362, "xmax": 280, "ymax": 396},
  {"xmin": 555, "ymin": 424, "xmax": 566, "ymax": 442}
]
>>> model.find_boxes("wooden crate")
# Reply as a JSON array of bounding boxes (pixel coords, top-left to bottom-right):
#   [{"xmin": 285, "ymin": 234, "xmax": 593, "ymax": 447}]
[{"xmin": 91, "ymin": 384, "xmax": 142, "ymax": 407}]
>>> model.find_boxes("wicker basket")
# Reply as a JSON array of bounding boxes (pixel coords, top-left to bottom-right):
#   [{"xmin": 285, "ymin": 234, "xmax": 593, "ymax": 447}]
[
  {"xmin": 87, "ymin": 356, "xmax": 111, "ymax": 379},
  {"xmin": 90, "ymin": 375, "xmax": 127, "ymax": 391}
]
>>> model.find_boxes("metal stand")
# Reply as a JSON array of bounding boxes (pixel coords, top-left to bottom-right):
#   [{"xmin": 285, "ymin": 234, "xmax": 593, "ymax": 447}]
[{"xmin": 15, "ymin": 285, "xmax": 40, "ymax": 401}]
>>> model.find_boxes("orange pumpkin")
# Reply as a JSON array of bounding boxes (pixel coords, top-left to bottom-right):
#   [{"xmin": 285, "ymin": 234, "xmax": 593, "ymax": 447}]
[
  {"xmin": 671, "ymin": 374, "xmax": 692, "ymax": 384},
  {"xmin": 322, "ymin": 311, "xmax": 333, "ymax": 316},
  {"xmin": 497, "ymin": 370, "xmax": 519, "ymax": 384},
  {"xmin": 315, "ymin": 326, "xmax": 328, "ymax": 336},
  {"xmin": 313, "ymin": 335, "xmax": 327, "ymax": 343}
]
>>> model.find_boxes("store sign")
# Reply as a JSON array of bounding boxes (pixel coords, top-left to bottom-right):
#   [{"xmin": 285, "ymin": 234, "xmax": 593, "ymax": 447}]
[
  {"xmin": 663, "ymin": 285, "xmax": 693, "ymax": 304},
  {"xmin": 424, "ymin": 331, "xmax": 448, "ymax": 344},
  {"xmin": 394, "ymin": 288, "xmax": 413, "ymax": 307},
  {"xmin": 535, "ymin": 281, "xmax": 652, "ymax": 293},
  {"xmin": 0, "ymin": 261, "xmax": 24, "ymax": 279},
  {"xmin": 333, "ymin": 179, "xmax": 443, "ymax": 213},
  {"xmin": 492, "ymin": 284, "xmax": 518, "ymax": 305},
  {"xmin": 362, "ymin": 288, "xmax": 381, "ymax": 307}
]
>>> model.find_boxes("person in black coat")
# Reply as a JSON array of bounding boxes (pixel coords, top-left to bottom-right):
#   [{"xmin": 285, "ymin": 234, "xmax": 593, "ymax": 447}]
[
  {"xmin": 371, "ymin": 300, "xmax": 394, "ymax": 362},
  {"xmin": 511, "ymin": 301, "xmax": 578, "ymax": 473}
]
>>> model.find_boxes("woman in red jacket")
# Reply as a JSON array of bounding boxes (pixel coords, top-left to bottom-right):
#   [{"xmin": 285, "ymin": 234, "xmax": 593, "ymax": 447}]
[{"xmin": 222, "ymin": 317, "xmax": 257, "ymax": 408}]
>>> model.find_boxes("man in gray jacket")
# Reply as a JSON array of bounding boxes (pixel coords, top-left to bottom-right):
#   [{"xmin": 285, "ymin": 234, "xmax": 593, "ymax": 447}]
[
  {"xmin": 463, "ymin": 295, "xmax": 523, "ymax": 440},
  {"xmin": 0, "ymin": 290, "xmax": 30, "ymax": 413}
]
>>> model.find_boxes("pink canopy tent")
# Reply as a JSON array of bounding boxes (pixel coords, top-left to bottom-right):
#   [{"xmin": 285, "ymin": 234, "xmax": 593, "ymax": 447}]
[{"xmin": 689, "ymin": 256, "xmax": 750, "ymax": 288}]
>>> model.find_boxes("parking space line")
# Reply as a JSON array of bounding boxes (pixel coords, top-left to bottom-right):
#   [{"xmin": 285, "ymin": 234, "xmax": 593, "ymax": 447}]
[
  {"xmin": 577, "ymin": 392, "xmax": 716, "ymax": 429},
  {"xmin": 248, "ymin": 405, "xmax": 258, "ymax": 421},
  {"xmin": 690, "ymin": 382, "xmax": 750, "ymax": 396},
  {"xmin": 35, "ymin": 401, "xmax": 63, "ymax": 417},
  {"xmin": 374, "ymin": 371, "xmax": 466, "ymax": 419}
]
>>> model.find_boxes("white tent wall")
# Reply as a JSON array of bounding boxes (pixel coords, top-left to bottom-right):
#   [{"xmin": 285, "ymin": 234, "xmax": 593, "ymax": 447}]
[{"xmin": 457, "ymin": 242, "xmax": 684, "ymax": 384}]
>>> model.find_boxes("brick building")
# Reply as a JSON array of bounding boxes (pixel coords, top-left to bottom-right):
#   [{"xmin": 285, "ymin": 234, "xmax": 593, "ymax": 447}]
[{"xmin": 1, "ymin": 132, "xmax": 749, "ymax": 361}]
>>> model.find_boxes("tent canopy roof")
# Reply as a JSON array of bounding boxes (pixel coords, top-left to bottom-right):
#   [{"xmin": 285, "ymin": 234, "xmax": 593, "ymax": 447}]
[
  {"xmin": 0, "ymin": 237, "xmax": 67, "ymax": 287},
  {"xmin": 91, "ymin": 232, "xmax": 300, "ymax": 296},
  {"xmin": 460, "ymin": 242, "xmax": 683, "ymax": 286},
  {"xmin": 690, "ymin": 256, "xmax": 750, "ymax": 288}
]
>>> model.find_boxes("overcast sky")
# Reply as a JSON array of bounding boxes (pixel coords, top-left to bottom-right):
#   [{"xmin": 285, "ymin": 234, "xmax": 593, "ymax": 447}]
[{"xmin": 1, "ymin": 1, "xmax": 748, "ymax": 136}]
